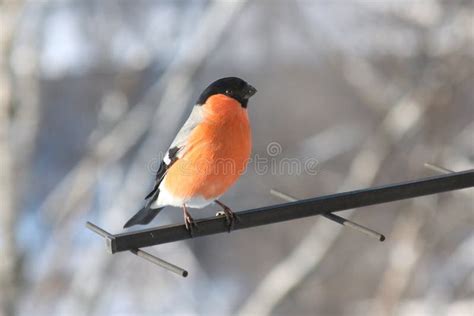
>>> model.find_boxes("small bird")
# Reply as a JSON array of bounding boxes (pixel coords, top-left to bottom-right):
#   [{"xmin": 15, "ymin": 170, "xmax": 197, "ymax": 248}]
[{"xmin": 123, "ymin": 77, "xmax": 256, "ymax": 232}]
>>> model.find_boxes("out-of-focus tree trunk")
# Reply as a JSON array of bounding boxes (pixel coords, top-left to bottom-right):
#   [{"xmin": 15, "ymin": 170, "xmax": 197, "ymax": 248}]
[{"xmin": 0, "ymin": 1, "xmax": 23, "ymax": 315}]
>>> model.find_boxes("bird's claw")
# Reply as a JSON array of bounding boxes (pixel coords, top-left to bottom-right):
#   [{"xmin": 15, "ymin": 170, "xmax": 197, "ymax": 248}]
[
  {"xmin": 184, "ymin": 215, "xmax": 198, "ymax": 237},
  {"xmin": 215, "ymin": 200, "xmax": 240, "ymax": 233},
  {"xmin": 222, "ymin": 207, "xmax": 239, "ymax": 233},
  {"xmin": 183, "ymin": 207, "xmax": 198, "ymax": 237}
]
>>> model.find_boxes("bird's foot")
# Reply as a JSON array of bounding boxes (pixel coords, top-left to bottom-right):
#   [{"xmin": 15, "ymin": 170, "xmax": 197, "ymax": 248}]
[
  {"xmin": 183, "ymin": 206, "xmax": 198, "ymax": 237},
  {"xmin": 215, "ymin": 200, "xmax": 239, "ymax": 233}
]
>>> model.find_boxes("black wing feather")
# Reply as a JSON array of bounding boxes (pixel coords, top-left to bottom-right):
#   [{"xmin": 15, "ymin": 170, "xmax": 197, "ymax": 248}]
[
  {"xmin": 124, "ymin": 106, "xmax": 203, "ymax": 228},
  {"xmin": 144, "ymin": 146, "xmax": 180, "ymax": 200}
]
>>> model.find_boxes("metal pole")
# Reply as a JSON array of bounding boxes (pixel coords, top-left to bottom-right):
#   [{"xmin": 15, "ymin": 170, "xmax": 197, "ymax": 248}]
[{"xmin": 104, "ymin": 170, "xmax": 473, "ymax": 252}]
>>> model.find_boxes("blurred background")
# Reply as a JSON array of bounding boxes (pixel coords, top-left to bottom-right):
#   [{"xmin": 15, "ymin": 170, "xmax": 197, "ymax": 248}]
[{"xmin": 0, "ymin": 0, "xmax": 473, "ymax": 315}]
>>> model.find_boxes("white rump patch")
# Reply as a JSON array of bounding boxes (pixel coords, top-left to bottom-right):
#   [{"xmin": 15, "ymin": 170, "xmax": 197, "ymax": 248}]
[{"xmin": 152, "ymin": 181, "xmax": 216, "ymax": 209}]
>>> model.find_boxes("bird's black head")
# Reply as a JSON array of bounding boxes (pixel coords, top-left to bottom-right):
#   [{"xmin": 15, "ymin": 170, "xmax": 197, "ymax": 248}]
[{"xmin": 197, "ymin": 77, "xmax": 257, "ymax": 108}]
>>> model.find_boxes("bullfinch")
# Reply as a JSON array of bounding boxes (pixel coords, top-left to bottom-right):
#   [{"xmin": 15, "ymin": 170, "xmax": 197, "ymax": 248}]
[{"xmin": 123, "ymin": 77, "xmax": 257, "ymax": 233}]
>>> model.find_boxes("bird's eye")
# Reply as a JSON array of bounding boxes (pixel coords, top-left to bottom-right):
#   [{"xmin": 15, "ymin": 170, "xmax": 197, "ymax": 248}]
[{"xmin": 225, "ymin": 89, "xmax": 232, "ymax": 94}]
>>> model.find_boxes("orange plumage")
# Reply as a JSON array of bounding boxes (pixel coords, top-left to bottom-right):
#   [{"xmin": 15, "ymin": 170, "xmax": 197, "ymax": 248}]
[{"xmin": 163, "ymin": 94, "xmax": 251, "ymax": 200}]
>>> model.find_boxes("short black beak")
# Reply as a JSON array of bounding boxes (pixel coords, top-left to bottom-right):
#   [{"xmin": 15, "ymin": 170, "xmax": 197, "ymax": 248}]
[{"xmin": 245, "ymin": 84, "xmax": 257, "ymax": 99}]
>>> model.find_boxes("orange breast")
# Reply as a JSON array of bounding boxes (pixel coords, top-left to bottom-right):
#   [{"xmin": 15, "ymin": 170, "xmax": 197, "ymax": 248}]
[{"xmin": 163, "ymin": 94, "xmax": 251, "ymax": 200}]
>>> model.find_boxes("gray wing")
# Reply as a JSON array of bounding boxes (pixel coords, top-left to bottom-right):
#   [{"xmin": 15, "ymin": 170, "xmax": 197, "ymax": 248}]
[
  {"xmin": 145, "ymin": 105, "xmax": 204, "ymax": 200},
  {"xmin": 163, "ymin": 105, "xmax": 204, "ymax": 164}
]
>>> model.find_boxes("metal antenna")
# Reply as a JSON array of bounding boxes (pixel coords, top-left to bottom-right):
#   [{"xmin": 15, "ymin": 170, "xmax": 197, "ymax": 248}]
[
  {"xmin": 87, "ymin": 170, "xmax": 473, "ymax": 254},
  {"xmin": 424, "ymin": 162, "xmax": 454, "ymax": 174},
  {"xmin": 270, "ymin": 189, "xmax": 386, "ymax": 242},
  {"xmin": 86, "ymin": 222, "xmax": 188, "ymax": 277}
]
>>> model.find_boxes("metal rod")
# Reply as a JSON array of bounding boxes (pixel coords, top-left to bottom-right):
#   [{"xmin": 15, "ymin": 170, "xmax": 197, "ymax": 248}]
[
  {"xmin": 270, "ymin": 189, "xmax": 386, "ymax": 241},
  {"xmin": 130, "ymin": 249, "xmax": 188, "ymax": 277},
  {"xmin": 86, "ymin": 222, "xmax": 188, "ymax": 276},
  {"xmin": 86, "ymin": 221, "xmax": 113, "ymax": 239},
  {"xmin": 324, "ymin": 213, "xmax": 385, "ymax": 241},
  {"xmin": 424, "ymin": 162, "xmax": 454, "ymax": 174},
  {"xmin": 107, "ymin": 169, "xmax": 473, "ymax": 253}
]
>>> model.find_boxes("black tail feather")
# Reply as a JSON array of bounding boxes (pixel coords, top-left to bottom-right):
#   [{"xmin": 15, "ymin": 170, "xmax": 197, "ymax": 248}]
[
  {"xmin": 144, "ymin": 183, "xmax": 159, "ymax": 200},
  {"xmin": 123, "ymin": 206, "xmax": 164, "ymax": 228}
]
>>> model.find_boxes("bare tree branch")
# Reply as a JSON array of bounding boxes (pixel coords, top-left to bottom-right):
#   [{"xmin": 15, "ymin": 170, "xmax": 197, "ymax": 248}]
[
  {"xmin": 370, "ymin": 196, "xmax": 436, "ymax": 316},
  {"xmin": 0, "ymin": 1, "xmax": 24, "ymax": 315}
]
